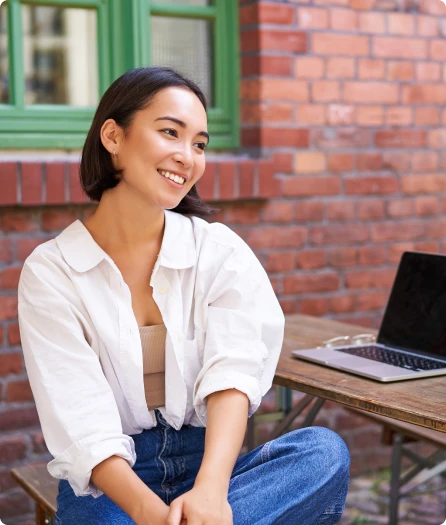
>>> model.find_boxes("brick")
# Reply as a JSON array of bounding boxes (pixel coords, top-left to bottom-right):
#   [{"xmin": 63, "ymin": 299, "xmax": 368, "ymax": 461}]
[
  {"xmin": 388, "ymin": 13, "xmax": 415, "ymax": 35},
  {"xmin": 6, "ymin": 380, "xmax": 34, "ymax": 402},
  {"xmin": 375, "ymin": 130, "xmax": 427, "ymax": 148},
  {"xmin": 0, "ymin": 354, "xmax": 22, "ymax": 376},
  {"xmin": 69, "ymin": 162, "xmax": 88, "ymax": 203},
  {"xmin": 312, "ymin": 33, "xmax": 369, "ymax": 56},
  {"xmin": 0, "ymin": 266, "xmax": 21, "ymax": 291},
  {"xmin": 417, "ymin": 15, "xmax": 438, "ymax": 37},
  {"xmin": 345, "ymin": 268, "xmax": 396, "ymax": 289},
  {"xmin": 227, "ymin": 203, "xmax": 261, "ymax": 225},
  {"xmin": 358, "ymin": 12, "xmax": 386, "ymax": 33},
  {"xmin": 297, "ymin": 7, "xmax": 329, "ymax": 29},
  {"xmin": 32, "ymin": 431, "xmax": 49, "ymax": 454},
  {"xmin": 295, "ymin": 152, "xmax": 326, "ymax": 173},
  {"xmin": 382, "ymin": 152, "xmax": 411, "ymax": 172},
  {"xmin": 258, "ymin": 161, "xmax": 279, "ymax": 198},
  {"xmin": 219, "ymin": 162, "xmax": 236, "ymax": 200},
  {"xmin": 327, "ymin": 247, "xmax": 357, "ymax": 267},
  {"xmin": 430, "ymin": 40, "xmax": 446, "ymax": 61},
  {"xmin": 263, "ymin": 202, "xmax": 294, "ymax": 223},
  {"xmin": 245, "ymin": 56, "xmax": 292, "ymax": 77},
  {"xmin": 265, "ymin": 252, "xmax": 296, "ymax": 273},
  {"xmin": 259, "ymin": 128, "xmax": 310, "ymax": 148},
  {"xmin": 239, "ymin": 4, "xmax": 256, "ymax": 26},
  {"xmin": 312, "ymin": 81, "xmax": 340, "ymax": 102},
  {"xmin": 429, "ymin": 128, "xmax": 446, "ymax": 148},
  {"xmin": 419, "ymin": 0, "xmax": 446, "ymax": 15},
  {"xmin": 0, "ymin": 239, "xmax": 12, "ymax": 263},
  {"xmin": 371, "ymin": 221, "xmax": 425, "ymax": 242},
  {"xmin": 283, "ymin": 273, "xmax": 339, "ymax": 294},
  {"xmin": 412, "ymin": 151, "xmax": 438, "ymax": 172},
  {"xmin": 357, "ymin": 153, "xmax": 383, "ymax": 171},
  {"xmin": 0, "ymin": 407, "xmax": 40, "ymax": 431},
  {"xmin": 197, "ymin": 163, "xmax": 215, "ymax": 200},
  {"xmin": 46, "ymin": 162, "xmax": 66, "ymax": 204},
  {"xmin": 330, "ymin": 8, "xmax": 358, "ymax": 30},
  {"xmin": 8, "ymin": 323, "xmax": 20, "ymax": 345},
  {"xmin": 386, "ymin": 106, "xmax": 412, "ymax": 126},
  {"xmin": 300, "ymin": 298, "xmax": 329, "ymax": 316},
  {"xmin": 0, "ymin": 163, "xmax": 17, "ymax": 205},
  {"xmin": 258, "ymin": 2, "xmax": 294, "ymax": 24},
  {"xmin": 279, "ymin": 299, "xmax": 298, "ymax": 315},
  {"xmin": 41, "ymin": 209, "xmax": 79, "ymax": 232},
  {"xmin": 297, "ymin": 250, "xmax": 326, "ymax": 269},
  {"xmin": 315, "ymin": 0, "xmax": 349, "ymax": 4},
  {"xmin": 1, "ymin": 210, "xmax": 38, "ymax": 233},
  {"xmin": 345, "ymin": 176, "xmax": 398, "ymax": 195},
  {"xmin": 0, "ymin": 492, "xmax": 32, "ymax": 519},
  {"xmin": 246, "ymin": 227, "xmax": 307, "ymax": 249},
  {"xmin": 414, "ymin": 196, "xmax": 439, "ymax": 217},
  {"xmin": 261, "ymin": 30, "xmax": 307, "ymax": 53},
  {"xmin": 261, "ymin": 78, "xmax": 309, "ymax": 101},
  {"xmin": 374, "ymin": 37, "xmax": 427, "ymax": 59},
  {"xmin": 358, "ymin": 246, "xmax": 386, "ymax": 266},
  {"xmin": 356, "ymin": 106, "xmax": 384, "ymax": 126},
  {"xmin": 416, "ymin": 62, "xmax": 441, "ymax": 82},
  {"xmin": 344, "ymin": 82, "xmax": 399, "ymax": 104},
  {"xmin": 272, "ymin": 152, "xmax": 293, "ymax": 174},
  {"xmin": 388, "ymin": 242, "xmax": 415, "ymax": 264},
  {"xmin": 295, "ymin": 57, "xmax": 324, "ymax": 79},
  {"xmin": 21, "ymin": 163, "xmax": 43, "ymax": 205},
  {"xmin": 296, "ymin": 104, "xmax": 326, "ymax": 125},
  {"xmin": 311, "ymin": 224, "xmax": 368, "ymax": 245},
  {"xmin": 241, "ymin": 79, "xmax": 261, "ymax": 101},
  {"xmin": 327, "ymin": 201, "xmax": 355, "ymax": 221},
  {"xmin": 350, "ymin": 0, "xmax": 374, "ymax": 8},
  {"xmin": 327, "ymin": 104, "xmax": 355, "ymax": 125},
  {"xmin": 357, "ymin": 292, "xmax": 387, "ymax": 311},
  {"xmin": 16, "ymin": 237, "xmax": 45, "ymax": 261},
  {"xmin": 414, "ymin": 107, "xmax": 439, "ymax": 126},
  {"xmin": 403, "ymin": 85, "xmax": 446, "ymax": 104},
  {"xmin": 358, "ymin": 59, "xmax": 385, "ymax": 79},
  {"xmin": 387, "ymin": 61, "xmax": 414, "ymax": 81},
  {"xmin": 0, "ymin": 296, "xmax": 18, "ymax": 321},
  {"xmin": 426, "ymin": 218, "xmax": 446, "ymax": 239},
  {"xmin": 357, "ymin": 200, "xmax": 385, "ymax": 220},
  {"xmin": 313, "ymin": 128, "xmax": 370, "ymax": 149},
  {"xmin": 329, "ymin": 295, "xmax": 355, "ymax": 313},
  {"xmin": 326, "ymin": 57, "xmax": 355, "ymax": 78},
  {"xmin": 240, "ymin": 30, "xmax": 260, "ymax": 53},
  {"xmin": 283, "ymin": 176, "xmax": 340, "ymax": 196},
  {"xmin": 0, "ymin": 471, "xmax": 16, "ymax": 492},
  {"xmin": 328, "ymin": 153, "xmax": 355, "ymax": 172},
  {"xmin": 402, "ymin": 174, "xmax": 446, "ymax": 194},
  {"xmin": 294, "ymin": 202, "xmax": 324, "ymax": 222},
  {"xmin": 386, "ymin": 198, "xmax": 413, "ymax": 218}
]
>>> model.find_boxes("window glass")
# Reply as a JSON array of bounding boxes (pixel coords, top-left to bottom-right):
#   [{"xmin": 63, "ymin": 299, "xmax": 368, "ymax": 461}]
[
  {"xmin": 151, "ymin": 16, "xmax": 213, "ymax": 105},
  {"xmin": 0, "ymin": 4, "xmax": 8, "ymax": 104},
  {"xmin": 22, "ymin": 4, "xmax": 98, "ymax": 106}
]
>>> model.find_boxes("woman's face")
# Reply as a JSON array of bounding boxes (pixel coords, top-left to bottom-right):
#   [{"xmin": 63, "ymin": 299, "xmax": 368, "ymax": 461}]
[{"xmin": 114, "ymin": 86, "xmax": 208, "ymax": 210}]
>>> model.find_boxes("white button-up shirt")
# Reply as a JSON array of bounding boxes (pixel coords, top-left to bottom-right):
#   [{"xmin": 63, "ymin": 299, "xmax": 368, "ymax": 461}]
[{"xmin": 18, "ymin": 210, "xmax": 285, "ymax": 498}]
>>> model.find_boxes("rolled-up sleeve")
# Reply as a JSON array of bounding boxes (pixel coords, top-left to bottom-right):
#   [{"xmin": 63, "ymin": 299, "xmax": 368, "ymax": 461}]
[
  {"xmin": 193, "ymin": 238, "xmax": 285, "ymax": 424},
  {"xmin": 18, "ymin": 263, "xmax": 136, "ymax": 498}
]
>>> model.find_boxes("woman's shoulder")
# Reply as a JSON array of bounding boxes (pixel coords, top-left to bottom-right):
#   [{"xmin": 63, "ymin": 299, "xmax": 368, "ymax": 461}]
[{"xmin": 190, "ymin": 215, "xmax": 247, "ymax": 252}]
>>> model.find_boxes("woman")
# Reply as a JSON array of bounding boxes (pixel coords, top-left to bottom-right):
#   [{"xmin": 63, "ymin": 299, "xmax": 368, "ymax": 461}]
[{"xmin": 18, "ymin": 67, "xmax": 349, "ymax": 525}]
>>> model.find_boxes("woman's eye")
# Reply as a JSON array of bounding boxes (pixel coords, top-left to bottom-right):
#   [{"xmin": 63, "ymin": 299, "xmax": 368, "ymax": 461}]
[
  {"xmin": 195, "ymin": 142, "xmax": 207, "ymax": 151},
  {"xmin": 162, "ymin": 128, "xmax": 177, "ymax": 137}
]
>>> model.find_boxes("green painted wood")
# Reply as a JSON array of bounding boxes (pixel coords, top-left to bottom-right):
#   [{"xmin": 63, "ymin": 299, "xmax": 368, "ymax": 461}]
[{"xmin": 8, "ymin": 0, "xmax": 25, "ymax": 109}]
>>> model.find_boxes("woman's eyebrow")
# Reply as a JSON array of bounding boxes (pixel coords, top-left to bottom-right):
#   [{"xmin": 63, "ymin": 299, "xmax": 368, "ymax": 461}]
[{"xmin": 155, "ymin": 116, "xmax": 209, "ymax": 141}]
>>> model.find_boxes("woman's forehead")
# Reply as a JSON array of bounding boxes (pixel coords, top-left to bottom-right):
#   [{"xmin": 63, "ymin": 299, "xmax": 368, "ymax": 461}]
[{"xmin": 148, "ymin": 87, "xmax": 207, "ymax": 124}]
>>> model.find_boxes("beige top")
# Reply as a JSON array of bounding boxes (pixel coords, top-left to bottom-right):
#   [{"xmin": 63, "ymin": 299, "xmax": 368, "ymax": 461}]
[{"xmin": 139, "ymin": 324, "xmax": 167, "ymax": 410}]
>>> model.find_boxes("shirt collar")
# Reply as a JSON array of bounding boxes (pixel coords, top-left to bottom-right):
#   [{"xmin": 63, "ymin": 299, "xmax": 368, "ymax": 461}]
[{"xmin": 56, "ymin": 209, "xmax": 197, "ymax": 273}]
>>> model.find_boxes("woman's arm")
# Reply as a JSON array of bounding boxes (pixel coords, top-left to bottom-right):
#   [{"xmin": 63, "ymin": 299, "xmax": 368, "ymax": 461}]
[
  {"xmin": 167, "ymin": 389, "xmax": 249, "ymax": 525},
  {"xmin": 91, "ymin": 455, "xmax": 169, "ymax": 525}
]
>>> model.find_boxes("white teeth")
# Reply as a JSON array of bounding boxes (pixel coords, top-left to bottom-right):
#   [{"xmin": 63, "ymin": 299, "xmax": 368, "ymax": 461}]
[{"xmin": 158, "ymin": 170, "xmax": 185, "ymax": 185}]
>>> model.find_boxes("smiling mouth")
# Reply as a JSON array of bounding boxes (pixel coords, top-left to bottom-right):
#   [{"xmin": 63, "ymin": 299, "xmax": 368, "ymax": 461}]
[{"xmin": 157, "ymin": 169, "xmax": 186, "ymax": 186}]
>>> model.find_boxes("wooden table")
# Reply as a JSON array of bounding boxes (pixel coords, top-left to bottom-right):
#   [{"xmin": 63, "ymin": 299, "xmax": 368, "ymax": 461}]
[{"xmin": 274, "ymin": 313, "xmax": 446, "ymax": 433}]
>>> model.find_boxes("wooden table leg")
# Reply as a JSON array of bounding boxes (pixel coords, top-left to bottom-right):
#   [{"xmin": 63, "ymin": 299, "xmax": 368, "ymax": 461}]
[{"xmin": 36, "ymin": 504, "xmax": 47, "ymax": 525}]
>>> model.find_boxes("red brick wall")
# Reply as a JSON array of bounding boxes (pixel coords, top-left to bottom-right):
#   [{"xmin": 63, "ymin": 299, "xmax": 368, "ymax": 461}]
[{"xmin": 2, "ymin": 0, "xmax": 446, "ymax": 521}]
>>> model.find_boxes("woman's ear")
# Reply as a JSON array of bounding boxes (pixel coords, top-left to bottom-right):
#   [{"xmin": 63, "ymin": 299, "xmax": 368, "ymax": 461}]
[{"xmin": 100, "ymin": 119, "xmax": 122, "ymax": 155}]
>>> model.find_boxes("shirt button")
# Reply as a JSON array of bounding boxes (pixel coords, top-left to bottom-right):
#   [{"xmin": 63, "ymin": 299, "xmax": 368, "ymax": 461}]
[{"xmin": 159, "ymin": 287, "xmax": 168, "ymax": 295}]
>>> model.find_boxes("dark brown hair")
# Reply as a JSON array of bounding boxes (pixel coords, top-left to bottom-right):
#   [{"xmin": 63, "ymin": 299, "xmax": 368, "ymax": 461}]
[{"xmin": 80, "ymin": 66, "xmax": 217, "ymax": 216}]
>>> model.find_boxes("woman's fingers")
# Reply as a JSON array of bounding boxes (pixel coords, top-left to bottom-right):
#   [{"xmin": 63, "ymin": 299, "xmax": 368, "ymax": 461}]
[{"xmin": 166, "ymin": 499, "xmax": 184, "ymax": 525}]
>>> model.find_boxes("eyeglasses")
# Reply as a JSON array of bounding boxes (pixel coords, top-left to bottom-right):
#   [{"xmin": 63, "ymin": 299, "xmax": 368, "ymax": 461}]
[{"xmin": 318, "ymin": 333, "xmax": 376, "ymax": 349}]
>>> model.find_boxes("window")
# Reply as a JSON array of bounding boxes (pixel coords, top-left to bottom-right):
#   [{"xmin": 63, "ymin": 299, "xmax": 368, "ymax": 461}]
[{"xmin": 0, "ymin": 0, "xmax": 239, "ymax": 149}]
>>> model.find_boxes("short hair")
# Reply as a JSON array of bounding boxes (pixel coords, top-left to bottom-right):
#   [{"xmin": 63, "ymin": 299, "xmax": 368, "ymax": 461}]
[{"xmin": 80, "ymin": 66, "xmax": 216, "ymax": 216}]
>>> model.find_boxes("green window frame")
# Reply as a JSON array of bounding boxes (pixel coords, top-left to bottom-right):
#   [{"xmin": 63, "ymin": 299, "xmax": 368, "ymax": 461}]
[{"xmin": 0, "ymin": 0, "xmax": 239, "ymax": 149}]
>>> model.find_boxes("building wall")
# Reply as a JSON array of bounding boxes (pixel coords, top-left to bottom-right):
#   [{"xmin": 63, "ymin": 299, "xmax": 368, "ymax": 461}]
[{"xmin": 1, "ymin": 0, "xmax": 446, "ymax": 522}]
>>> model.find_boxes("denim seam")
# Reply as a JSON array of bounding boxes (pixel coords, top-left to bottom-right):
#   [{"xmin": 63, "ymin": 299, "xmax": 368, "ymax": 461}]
[{"xmin": 261, "ymin": 440, "xmax": 273, "ymax": 464}]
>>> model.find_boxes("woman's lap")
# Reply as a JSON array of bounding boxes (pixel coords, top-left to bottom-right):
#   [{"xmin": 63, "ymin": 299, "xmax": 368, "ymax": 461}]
[{"xmin": 55, "ymin": 418, "xmax": 349, "ymax": 525}]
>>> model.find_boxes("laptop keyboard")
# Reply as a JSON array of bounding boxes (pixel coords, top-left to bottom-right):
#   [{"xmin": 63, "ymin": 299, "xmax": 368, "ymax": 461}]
[{"xmin": 334, "ymin": 345, "xmax": 446, "ymax": 372}]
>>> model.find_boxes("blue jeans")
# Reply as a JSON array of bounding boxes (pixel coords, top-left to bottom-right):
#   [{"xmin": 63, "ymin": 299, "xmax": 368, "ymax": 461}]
[{"xmin": 55, "ymin": 411, "xmax": 349, "ymax": 525}]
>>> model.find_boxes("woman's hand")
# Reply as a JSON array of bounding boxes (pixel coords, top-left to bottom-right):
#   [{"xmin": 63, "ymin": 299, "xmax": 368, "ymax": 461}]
[{"xmin": 166, "ymin": 483, "xmax": 233, "ymax": 525}]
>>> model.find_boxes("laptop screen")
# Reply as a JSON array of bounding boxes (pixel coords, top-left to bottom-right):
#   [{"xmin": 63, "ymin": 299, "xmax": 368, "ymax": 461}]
[{"xmin": 378, "ymin": 252, "xmax": 446, "ymax": 359}]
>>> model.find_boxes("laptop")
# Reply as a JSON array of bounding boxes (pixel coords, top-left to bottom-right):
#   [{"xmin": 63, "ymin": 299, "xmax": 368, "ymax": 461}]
[{"xmin": 292, "ymin": 251, "xmax": 446, "ymax": 382}]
